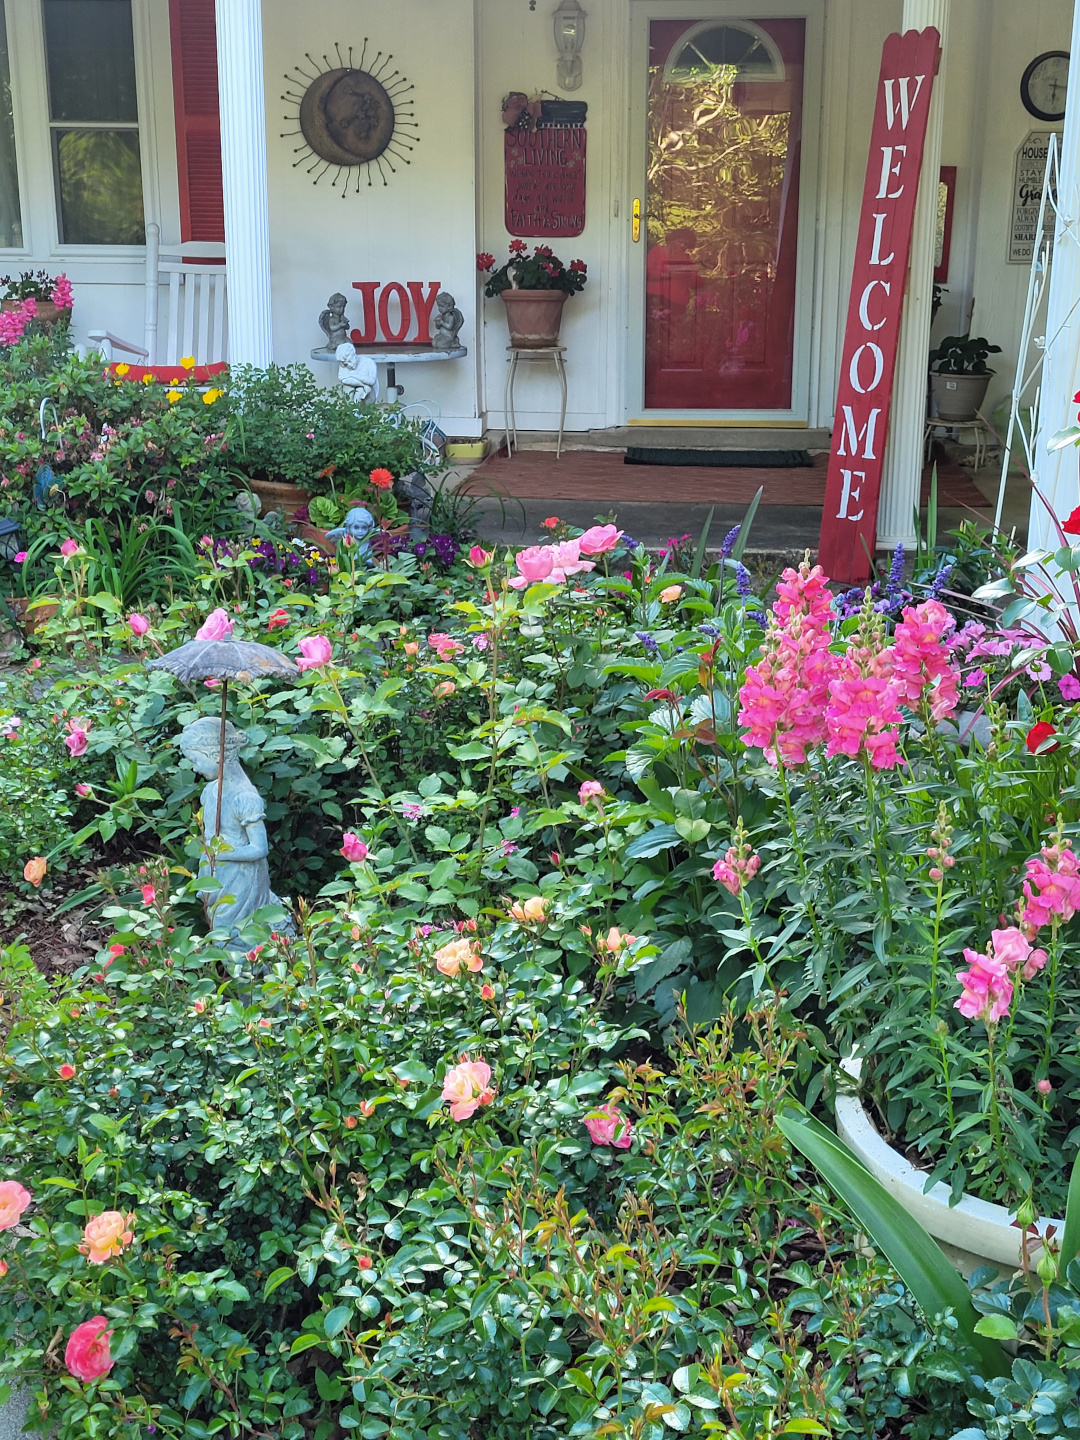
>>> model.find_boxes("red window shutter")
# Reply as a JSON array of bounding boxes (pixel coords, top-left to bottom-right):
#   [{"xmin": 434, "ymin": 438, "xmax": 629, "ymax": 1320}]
[{"xmin": 169, "ymin": 0, "xmax": 223, "ymax": 243}]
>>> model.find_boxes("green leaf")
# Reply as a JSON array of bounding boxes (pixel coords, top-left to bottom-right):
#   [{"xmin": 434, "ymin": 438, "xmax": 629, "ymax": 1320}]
[
  {"xmin": 780, "ymin": 1423, "xmax": 830, "ymax": 1435},
  {"xmin": 323, "ymin": 1306, "xmax": 352, "ymax": 1338},
  {"xmin": 775, "ymin": 1106, "xmax": 1008, "ymax": 1377},
  {"xmin": 289, "ymin": 1333, "xmax": 324, "ymax": 1356},
  {"xmin": 263, "ymin": 1266, "xmax": 295, "ymax": 1300},
  {"xmin": 1060, "ymin": 1151, "xmax": 1080, "ymax": 1276},
  {"xmin": 625, "ymin": 825, "xmax": 681, "ymax": 859},
  {"xmin": 973, "ymin": 1315, "xmax": 1017, "ymax": 1340}
]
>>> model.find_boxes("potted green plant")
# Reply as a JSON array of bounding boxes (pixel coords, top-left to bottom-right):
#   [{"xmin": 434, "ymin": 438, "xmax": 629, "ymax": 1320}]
[
  {"xmin": 928, "ymin": 333, "xmax": 1001, "ymax": 422},
  {"xmin": 477, "ymin": 243, "xmax": 588, "ymax": 348},
  {"xmin": 0, "ymin": 270, "xmax": 73, "ymax": 327}
]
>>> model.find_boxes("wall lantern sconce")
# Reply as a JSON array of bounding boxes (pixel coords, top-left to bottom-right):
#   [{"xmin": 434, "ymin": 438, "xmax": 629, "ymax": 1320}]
[{"xmin": 554, "ymin": 0, "xmax": 586, "ymax": 91}]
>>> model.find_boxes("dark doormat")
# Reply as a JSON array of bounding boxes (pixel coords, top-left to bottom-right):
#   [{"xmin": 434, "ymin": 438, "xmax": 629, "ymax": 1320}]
[{"xmin": 625, "ymin": 446, "xmax": 813, "ymax": 467}]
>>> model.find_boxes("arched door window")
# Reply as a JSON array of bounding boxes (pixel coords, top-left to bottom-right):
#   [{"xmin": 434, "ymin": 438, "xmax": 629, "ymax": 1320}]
[{"xmin": 663, "ymin": 21, "xmax": 785, "ymax": 85}]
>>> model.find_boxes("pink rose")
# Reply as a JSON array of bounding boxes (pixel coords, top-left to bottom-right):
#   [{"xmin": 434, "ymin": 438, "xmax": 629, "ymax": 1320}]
[
  {"xmin": 583, "ymin": 1101, "xmax": 634, "ymax": 1149},
  {"xmin": 0, "ymin": 1179, "xmax": 31, "ymax": 1230},
  {"xmin": 296, "ymin": 635, "xmax": 332, "ymax": 671},
  {"xmin": 59, "ymin": 538, "xmax": 80, "ymax": 558},
  {"xmin": 467, "ymin": 546, "xmax": 492, "ymax": 567},
  {"xmin": 127, "ymin": 612, "xmax": 150, "ymax": 636},
  {"xmin": 442, "ymin": 1059, "xmax": 495, "ymax": 1120},
  {"xmin": 64, "ymin": 1316, "xmax": 114, "ymax": 1383},
  {"xmin": 579, "ymin": 780, "xmax": 604, "ymax": 804},
  {"xmin": 141, "ymin": 884, "xmax": 156, "ymax": 905},
  {"xmin": 75, "ymin": 782, "xmax": 91, "ymax": 798},
  {"xmin": 509, "ymin": 545, "xmax": 555, "ymax": 589},
  {"xmin": 427, "ymin": 632, "xmax": 464, "ymax": 661},
  {"xmin": 548, "ymin": 539, "xmax": 595, "ymax": 583},
  {"xmin": 195, "ymin": 607, "xmax": 234, "ymax": 641},
  {"xmin": 64, "ymin": 719, "xmax": 90, "ymax": 756},
  {"xmin": 340, "ymin": 832, "xmax": 368, "ymax": 863},
  {"xmin": 577, "ymin": 524, "xmax": 623, "ymax": 555}
]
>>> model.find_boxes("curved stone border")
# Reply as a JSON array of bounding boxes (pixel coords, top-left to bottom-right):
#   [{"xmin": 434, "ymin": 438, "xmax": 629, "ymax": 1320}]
[{"xmin": 835, "ymin": 1055, "xmax": 1058, "ymax": 1267}]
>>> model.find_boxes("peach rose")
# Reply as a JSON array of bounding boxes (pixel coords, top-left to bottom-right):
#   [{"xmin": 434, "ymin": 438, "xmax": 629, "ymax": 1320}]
[
  {"xmin": 22, "ymin": 856, "xmax": 46, "ymax": 888},
  {"xmin": 79, "ymin": 1210, "xmax": 134, "ymax": 1264},
  {"xmin": 509, "ymin": 896, "xmax": 549, "ymax": 925},
  {"xmin": 442, "ymin": 1059, "xmax": 495, "ymax": 1121},
  {"xmin": 434, "ymin": 938, "xmax": 483, "ymax": 976},
  {"xmin": 0, "ymin": 1180, "xmax": 31, "ymax": 1231}
]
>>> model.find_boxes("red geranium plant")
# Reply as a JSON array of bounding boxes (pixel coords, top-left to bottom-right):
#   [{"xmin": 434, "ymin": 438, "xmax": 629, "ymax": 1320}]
[{"xmin": 477, "ymin": 243, "xmax": 588, "ymax": 298}]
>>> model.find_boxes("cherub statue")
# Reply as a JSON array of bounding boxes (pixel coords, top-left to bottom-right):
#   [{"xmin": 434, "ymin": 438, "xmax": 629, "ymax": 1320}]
[
  {"xmin": 178, "ymin": 716, "xmax": 290, "ymax": 948},
  {"xmin": 319, "ymin": 293, "xmax": 350, "ymax": 349},
  {"xmin": 431, "ymin": 292, "xmax": 464, "ymax": 351},
  {"xmin": 325, "ymin": 505, "xmax": 375, "ymax": 562},
  {"xmin": 335, "ymin": 341, "xmax": 379, "ymax": 403}
]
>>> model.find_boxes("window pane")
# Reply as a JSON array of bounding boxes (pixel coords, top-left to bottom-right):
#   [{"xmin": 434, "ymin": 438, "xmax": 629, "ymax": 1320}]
[
  {"xmin": 0, "ymin": 1, "xmax": 22, "ymax": 246},
  {"xmin": 44, "ymin": 0, "xmax": 138, "ymax": 123},
  {"xmin": 54, "ymin": 129, "xmax": 144, "ymax": 243}
]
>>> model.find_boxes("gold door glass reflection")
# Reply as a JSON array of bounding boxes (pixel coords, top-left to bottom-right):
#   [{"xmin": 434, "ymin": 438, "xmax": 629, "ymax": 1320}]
[{"xmin": 644, "ymin": 19, "xmax": 805, "ymax": 410}]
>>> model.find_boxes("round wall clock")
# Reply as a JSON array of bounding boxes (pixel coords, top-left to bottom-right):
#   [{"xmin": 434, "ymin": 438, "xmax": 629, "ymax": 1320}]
[
  {"xmin": 281, "ymin": 41, "xmax": 419, "ymax": 193},
  {"xmin": 1020, "ymin": 50, "xmax": 1069, "ymax": 122}
]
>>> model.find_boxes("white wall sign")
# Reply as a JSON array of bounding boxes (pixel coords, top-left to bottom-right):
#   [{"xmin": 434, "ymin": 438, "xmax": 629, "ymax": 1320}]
[{"xmin": 1009, "ymin": 130, "xmax": 1060, "ymax": 263}]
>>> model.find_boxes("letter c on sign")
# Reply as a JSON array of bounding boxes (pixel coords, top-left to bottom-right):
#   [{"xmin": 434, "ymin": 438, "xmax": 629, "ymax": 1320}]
[
  {"xmin": 858, "ymin": 280, "xmax": 890, "ymax": 333},
  {"xmin": 849, "ymin": 342, "xmax": 884, "ymax": 395}
]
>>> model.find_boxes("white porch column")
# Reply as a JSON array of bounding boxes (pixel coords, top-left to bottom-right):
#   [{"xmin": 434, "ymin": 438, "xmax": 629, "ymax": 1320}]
[
  {"xmin": 216, "ymin": 0, "xmax": 273, "ymax": 366},
  {"xmin": 877, "ymin": 0, "xmax": 949, "ymax": 551},
  {"xmin": 1029, "ymin": 1, "xmax": 1080, "ymax": 554}
]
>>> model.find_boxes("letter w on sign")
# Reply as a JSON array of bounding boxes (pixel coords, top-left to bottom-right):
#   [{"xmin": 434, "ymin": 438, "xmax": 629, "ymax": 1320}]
[{"xmin": 818, "ymin": 27, "xmax": 941, "ymax": 584}]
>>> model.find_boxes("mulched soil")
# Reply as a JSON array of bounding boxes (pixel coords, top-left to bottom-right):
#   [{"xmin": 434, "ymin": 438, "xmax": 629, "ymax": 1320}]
[{"xmin": 1, "ymin": 866, "xmax": 109, "ymax": 978}]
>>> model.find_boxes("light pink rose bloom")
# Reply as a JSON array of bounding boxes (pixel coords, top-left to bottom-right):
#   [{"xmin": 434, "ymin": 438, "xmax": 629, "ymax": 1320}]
[
  {"xmin": 548, "ymin": 539, "xmax": 595, "ymax": 583},
  {"xmin": 577, "ymin": 524, "xmax": 623, "ymax": 555},
  {"xmin": 65, "ymin": 719, "xmax": 90, "ymax": 756},
  {"xmin": 509, "ymin": 545, "xmax": 555, "ymax": 589},
  {"xmin": 297, "ymin": 635, "xmax": 332, "ymax": 671},
  {"xmin": 75, "ymin": 783, "xmax": 92, "ymax": 798},
  {"xmin": 79, "ymin": 1211, "xmax": 134, "ymax": 1264},
  {"xmin": 340, "ymin": 832, "xmax": 368, "ymax": 862},
  {"xmin": 427, "ymin": 632, "xmax": 464, "ymax": 660},
  {"xmin": 579, "ymin": 780, "xmax": 604, "ymax": 804},
  {"xmin": 195, "ymin": 607, "xmax": 234, "ymax": 641},
  {"xmin": 65, "ymin": 1316, "xmax": 114, "ymax": 1382},
  {"xmin": 583, "ymin": 1101, "xmax": 634, "ymax": 1149},
  {"xmin": 442, "ymin": 1059, "xmax": 495, "ymax": 1120},
  {"xmin": 0, "ymin": 1179, "xmax": 31, "ymax": 1230},
  {"xmin": 59, "ymin": 538, "xmax": 80, "ymax": 558},
  {"xmin": 127, "ymin": 613, "xmax": 150, "ymax": 636}
]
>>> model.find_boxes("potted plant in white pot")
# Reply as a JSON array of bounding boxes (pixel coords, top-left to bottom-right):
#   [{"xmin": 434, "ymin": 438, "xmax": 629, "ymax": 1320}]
[
  {"xmin": 478, "ymin": 242, "xmax": 588, "ymax": 348},
  {"xmin": 928, "ymin": 332, "xmax": 1001, "ymax": 422}
]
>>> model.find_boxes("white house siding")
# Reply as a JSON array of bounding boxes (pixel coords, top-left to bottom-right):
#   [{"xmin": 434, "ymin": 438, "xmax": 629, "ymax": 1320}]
[{"xmin": 0, "ymin": 0, "xmax": 1076, "ymax": 437}]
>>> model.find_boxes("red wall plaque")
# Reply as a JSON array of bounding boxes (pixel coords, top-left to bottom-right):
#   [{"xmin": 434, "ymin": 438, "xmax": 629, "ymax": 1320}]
[
  {"xmin": 505, "ymin": 124, "xmax": 586, "ymax": 238},
  {"xmin": 817, "ymin": 28, "xmax": 941, "ymax": 584}
]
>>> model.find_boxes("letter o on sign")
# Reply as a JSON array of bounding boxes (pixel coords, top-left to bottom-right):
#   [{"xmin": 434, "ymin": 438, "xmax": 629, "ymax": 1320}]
[
  {"xmin": 377, "ymin": 282, "xmax": 412, "ymax": 343},
  {"xmin": 849, "ymin": 342, "xmax": 884, "ymax": 395}
]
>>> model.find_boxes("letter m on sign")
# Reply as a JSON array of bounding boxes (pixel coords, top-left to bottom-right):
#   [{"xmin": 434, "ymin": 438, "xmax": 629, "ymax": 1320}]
[{"xmin": 818, "ymin": 27, "xmax": 940, "ymax": 584}]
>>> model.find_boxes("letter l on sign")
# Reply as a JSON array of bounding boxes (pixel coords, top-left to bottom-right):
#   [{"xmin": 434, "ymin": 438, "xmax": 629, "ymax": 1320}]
[{"xmin": 818, "ymin": 27, "xmax": 941, "ymax": 583}]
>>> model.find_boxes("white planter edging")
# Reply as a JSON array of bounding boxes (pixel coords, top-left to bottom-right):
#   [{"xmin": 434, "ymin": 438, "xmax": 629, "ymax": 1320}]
[{"xmin": 836, "ymin": 1055, "xmax": 1061, "ymax": 1268}]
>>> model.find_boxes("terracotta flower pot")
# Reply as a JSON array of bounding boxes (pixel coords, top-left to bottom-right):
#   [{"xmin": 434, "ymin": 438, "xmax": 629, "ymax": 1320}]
[
  {"xmin": 8, "ymin": 596, "xmax": 59, "ymax": 634},
  {"xmin": 500, "ymin": 289, "xmax": 567, "ymax": 349},
  {"xmin": 240, "ymin": 478, "xmax": 311, "ymax": 523},
  {"xmin": 2, "ymin": 298, "xmax": 63, "ymax": 325}
]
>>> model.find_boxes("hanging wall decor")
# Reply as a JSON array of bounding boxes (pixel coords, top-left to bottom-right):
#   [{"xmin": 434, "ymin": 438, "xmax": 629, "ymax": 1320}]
[
  {"xmin": 281, "ymin": 42, "xmax": 419, "ymax": 192},
  {"xmin": 504, "ymin": 99, "xmax": 587, "ymax": 238}
]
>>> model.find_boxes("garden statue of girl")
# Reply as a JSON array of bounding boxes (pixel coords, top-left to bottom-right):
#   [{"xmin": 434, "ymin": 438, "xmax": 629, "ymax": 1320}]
[{"xmin": 178, "ymin": 716, "xmax": 289, "ymax": 945}]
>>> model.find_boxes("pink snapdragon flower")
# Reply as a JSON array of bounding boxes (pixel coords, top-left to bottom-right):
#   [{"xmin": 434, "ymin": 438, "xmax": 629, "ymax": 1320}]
[
  {"xmin": 427, "ymin": 632, "xmax": 464, "ymax": 661},
  {"xmin": 442, "ymin": 1059, "xmax": 495, "ymax": 1120},
  {"xmin": 1021, "ymin": 839, "xmax": 1080, "ymax": 932},
  {"xmin": 296, "ymin": 635, "xmax": 332, "ymax": 671},
  {"xmin": 577, "ymin": 524, "xmax": 623, "ymax": 555},
  {"xmin": 509, "ymin": 545, "xmax": 555, "ymax": 589},
  {"xmin": 51, "ymin": 274, "xmax": 74, "ymax": 309},
  {"xmin": 824, "ymin": 597, "xmax": 902, "ymax": 770},
  {"xmin": 712, "ymin": 819, "xmax": 761, "ymax": 896},
  {"xmin": 583, "ymin": 1101, "xmax": 634, "ymax": 1149},
  {"xmin": 990, "ymin": 926, "xmax": 1047, "ymax": 981},
  {"xmin": 955, "ymin": 950, "xmax": 1013, "ymax": 1024},
  {"xmin": 890, "ymin": 599, "xmax": 959, "ymax": 720},
  {"xmin": 195, "ymin": 607, "xmax": 234, "ymax": 641}
]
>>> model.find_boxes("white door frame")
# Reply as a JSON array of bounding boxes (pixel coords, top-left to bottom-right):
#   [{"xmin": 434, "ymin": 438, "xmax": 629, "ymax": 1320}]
[{"xmin": 624, "ymin": 0, "xmax": 825, "ymax": 426}]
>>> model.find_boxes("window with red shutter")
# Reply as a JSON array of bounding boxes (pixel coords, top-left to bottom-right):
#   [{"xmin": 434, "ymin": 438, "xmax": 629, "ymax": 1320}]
[{"xmin": 168, "ymin": 0, "xmax": 223, "ymax": 243}]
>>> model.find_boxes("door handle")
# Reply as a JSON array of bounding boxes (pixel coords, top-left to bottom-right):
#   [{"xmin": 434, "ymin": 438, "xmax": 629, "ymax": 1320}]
[{"xmin": 632, "ymin": 199, "xmax": 641, "ymax": 242}]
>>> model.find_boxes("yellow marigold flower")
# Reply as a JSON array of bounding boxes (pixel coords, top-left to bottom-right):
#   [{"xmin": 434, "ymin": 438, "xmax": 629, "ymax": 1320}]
[
  {"xmin": 166, "ymin": 388, "xmax": 183, "ymax": 404},
  {"xmin": 202, "ymin": 387, "xmax": 222, "ymax": 405},
  {"xmin": 114, "ymin": 362, "xmax": 130, "ymax": 377},
  {"xmin": 180, "ymin": 355, "xmax": 196, "ymax": 369}
]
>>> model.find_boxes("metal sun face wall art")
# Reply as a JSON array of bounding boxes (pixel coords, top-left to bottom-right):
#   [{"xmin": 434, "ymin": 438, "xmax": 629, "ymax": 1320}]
[{"xmin": 282, "ymin": 42, "xmax": 419, "ymax": 192}]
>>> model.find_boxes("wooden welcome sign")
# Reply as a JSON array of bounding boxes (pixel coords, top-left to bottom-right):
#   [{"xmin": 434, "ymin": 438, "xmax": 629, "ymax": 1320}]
[
  {"xmin": 505, "ymin": 124, "xmax": 586, "ymax": 238},
  {"xmin": 817, "ymin": 28, "xmax": 941, "ymax": 583}
]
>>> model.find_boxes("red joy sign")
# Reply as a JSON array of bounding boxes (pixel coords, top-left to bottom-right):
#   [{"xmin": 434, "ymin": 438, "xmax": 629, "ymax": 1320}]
[
  {"xmin": 817, "ymin": 28, "xmax": 941, "ymax": 584},
  {"xmin": 349, "ymin": 281, "xmax": 443, "ymax": 345}
]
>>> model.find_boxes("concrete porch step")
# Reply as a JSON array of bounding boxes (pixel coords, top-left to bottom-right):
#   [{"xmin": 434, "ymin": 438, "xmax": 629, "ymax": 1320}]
[{"xmin": 486, "ymin": 425, "xmax": 833, "ymax": 453}]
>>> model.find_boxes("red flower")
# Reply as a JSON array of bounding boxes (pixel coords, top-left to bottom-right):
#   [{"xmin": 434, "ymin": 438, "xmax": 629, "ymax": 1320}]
[
  {"xmin": 267, "ymin": 609, "xmax": 288, "ymax": 630},
  {"xmin": 534, "ymin": 245, "xmax": 553, "ymax": 257},
  {"xmin": 541, "ymin": 516, "xmax": 559, "ymax": 530},
  {"xmin": 644, "ymin": 688, "xmax": 677, "ymax": 702},
  {"xmin": 1026, "ymin": 721, "xmax": 1060, "ymax": 754},
  {"xmin": 509, "ymin": 239, "xmax": 527, "ymax": 254},
  {"xmin": 369, "ymin": 468, "xmax": 393, "ymax": 490},
  {"xmin": 1064, "ymin": 506, "xmax": 1080, "ymax": 537},
  {"xmin": 476, "ymin": 252, "xmax": 495, "ymax": 271},
  {"xmin": 569, "ymin": 259, "xmax": 588, "ymax": 273}
]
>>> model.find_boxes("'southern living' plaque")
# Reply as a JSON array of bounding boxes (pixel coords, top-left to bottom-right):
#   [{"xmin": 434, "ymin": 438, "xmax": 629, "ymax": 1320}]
[{"xmin": 504, "ymin": 124, "xmax": 586, "ymax": 238}]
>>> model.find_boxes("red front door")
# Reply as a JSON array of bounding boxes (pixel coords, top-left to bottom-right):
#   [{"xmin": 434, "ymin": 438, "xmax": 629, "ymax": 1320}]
[{"xmin": 644, "ymin": 18, "xmax": 805, "ymax": 410}]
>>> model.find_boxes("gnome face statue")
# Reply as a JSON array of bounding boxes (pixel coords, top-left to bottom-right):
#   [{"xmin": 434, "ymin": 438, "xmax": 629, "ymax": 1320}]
[{"xmin": 179, "ymin": 716, "xmax": 288, "ymax": 945}]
